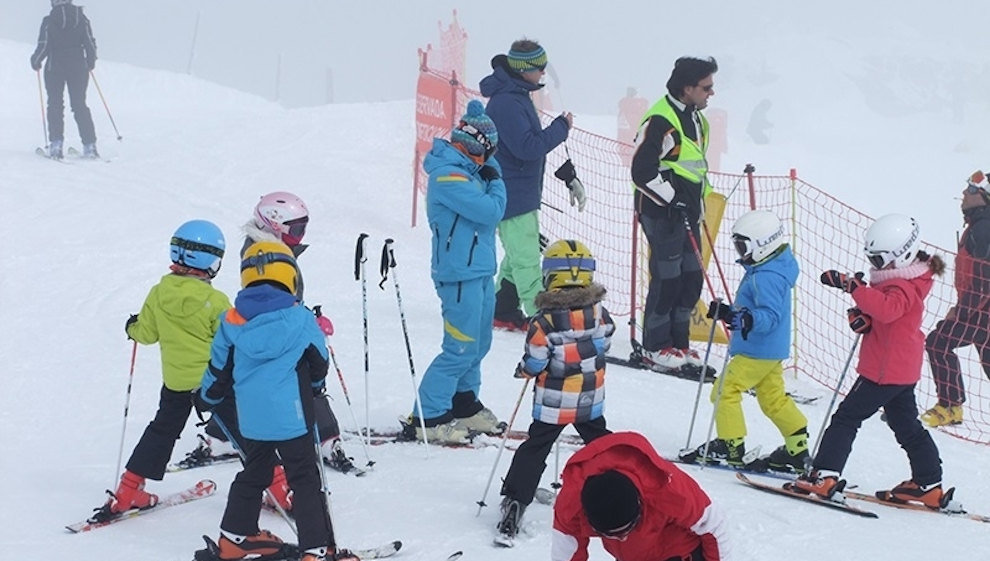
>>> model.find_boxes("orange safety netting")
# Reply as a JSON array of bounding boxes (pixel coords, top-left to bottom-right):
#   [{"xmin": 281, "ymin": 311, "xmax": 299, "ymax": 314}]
[{"xmin": 412, "ymin": 66, "xmax": 989, "ymax": 446}]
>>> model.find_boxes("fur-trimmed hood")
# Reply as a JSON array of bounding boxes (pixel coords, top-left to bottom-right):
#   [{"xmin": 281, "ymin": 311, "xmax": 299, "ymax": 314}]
[{"xmin": 534, "ymin": 283, "xmax": 607, "ymax": 310}]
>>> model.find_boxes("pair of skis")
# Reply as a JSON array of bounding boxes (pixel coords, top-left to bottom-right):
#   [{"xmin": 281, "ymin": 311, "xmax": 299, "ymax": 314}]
[
  {"xmin": 35, "ymin": 146, "xmax": 108, "ymax": 162},
  {"xmin": 737, "ymin": 472, "xmax": 990, "ymax": 523}
]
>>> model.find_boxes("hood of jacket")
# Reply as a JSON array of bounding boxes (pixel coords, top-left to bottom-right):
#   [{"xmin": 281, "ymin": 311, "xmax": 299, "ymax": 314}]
[
  {"xmin": 154, "ymin": 273, "xmax": 221, "ymax": 320},
  {"xmin": 534, "ymin": 283, "xmax": 607, "ymax": 310},
  {"xmin": 232, "ymin": 284, "xmax": 307, "ymax": 360},
  {"xmin": 479, "ymin": 54, "xmax": 544, "ymax": 98}
]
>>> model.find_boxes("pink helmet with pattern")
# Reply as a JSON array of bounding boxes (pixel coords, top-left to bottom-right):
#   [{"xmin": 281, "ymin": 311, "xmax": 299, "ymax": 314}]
[{"xmin": 253, "ymin": 191, "xmax": 309, "ymax": 246}]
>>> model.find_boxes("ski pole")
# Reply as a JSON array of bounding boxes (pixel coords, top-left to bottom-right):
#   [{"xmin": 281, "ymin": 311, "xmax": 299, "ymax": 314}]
[
  {"xmin": 552, "ymin": 438, "xmax": 561, "ymax": 494},
  {"xmin": 36, "ymin": 70, "xmax": 48, "ymax": 148},
  {"xmin": 683, "ymin": 299, "xmax": 723, "ymax": 451},
  {"xmin": 210, "ymin": 412, "xmax": 298, "ymax": 535},
  {"xmin": 379, "ymin": 238, "xmax": 430, "ymax": 453},
  {"xmin": 314, "ymin": 306, "xmax": 375, "ymax": 469},
  {"xmin": 475, "ymin": 378, "xmax": 530, "ymax": 516},
  {"xmin": 113, "ymin": 341, "xmax": 138, "ymax": 488},
  {"xmin": 90, "ymin": 70, "xmax": 122, "ymax": 140},
  {"xmin": 682, "ymin": 214, "xmax": 721, "ymax": 302},
  {"xmin": 312, "ymin": 421, "xmax": 339, "ymax": 548},
  {"xmin": 354, "ymin": 233, "xmax": 371, "ymax": 443},
  {"xmin": 697, "ymin": 349, "xmax": 734, "ymax": 470},
  {"xmin": 810, "ymin": 334, "xmax": 861, "ymax": 462}
]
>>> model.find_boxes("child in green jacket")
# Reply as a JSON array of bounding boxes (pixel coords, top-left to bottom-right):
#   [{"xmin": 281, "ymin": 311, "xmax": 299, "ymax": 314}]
[{"xmin": 89, "ymin": 220, "xmax": 231, "ymax": 522}]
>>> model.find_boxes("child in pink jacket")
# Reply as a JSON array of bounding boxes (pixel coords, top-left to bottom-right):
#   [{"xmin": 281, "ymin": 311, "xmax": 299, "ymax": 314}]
[{"xmin": 794, "ymin": 214, "xmax": 955, "ymax": 510}]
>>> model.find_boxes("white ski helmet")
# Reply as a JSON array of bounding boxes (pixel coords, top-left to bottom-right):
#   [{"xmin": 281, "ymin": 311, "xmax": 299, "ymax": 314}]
[
  {"xmin": 253, "ymin": 191, "xmax": 309, "ymax": 246},
  {"xmin": 863, "ymin": 213, "xmax": 921, "ymax": 270},
  {"xmin": 731, "ymin": 209, "xmax": 785, "ymax": 263}
]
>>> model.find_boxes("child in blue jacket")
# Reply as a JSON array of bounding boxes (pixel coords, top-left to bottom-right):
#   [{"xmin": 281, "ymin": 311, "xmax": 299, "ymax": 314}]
[
  {"xmin": 196, "ymin": 240, "xmax": 355, "ymax": 561},
  {"xmin": 680, "ymin": 210, "xmax": 810, "ymax": 473}
]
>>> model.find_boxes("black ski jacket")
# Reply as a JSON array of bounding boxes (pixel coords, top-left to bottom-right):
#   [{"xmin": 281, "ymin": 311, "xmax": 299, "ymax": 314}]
[{"xmin": 30, "ymin": 4, "xmax": 97, "ymax": 71}]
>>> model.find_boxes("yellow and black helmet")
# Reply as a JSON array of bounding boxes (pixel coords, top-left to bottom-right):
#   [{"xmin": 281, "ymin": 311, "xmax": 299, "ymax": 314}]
[
  {"xmin": 542, "ymin": 239, "xmax": 596, "ymax": 290},
  {"xmin": 240, "ymin": 240, "xmax": 298, "ymax": 293}
]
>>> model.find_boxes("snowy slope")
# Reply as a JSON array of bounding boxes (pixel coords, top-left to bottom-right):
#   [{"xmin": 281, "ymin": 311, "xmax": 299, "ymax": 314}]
[{"xmin": 1, "ymin": 39, "xmax": 988, "ymax": 561}]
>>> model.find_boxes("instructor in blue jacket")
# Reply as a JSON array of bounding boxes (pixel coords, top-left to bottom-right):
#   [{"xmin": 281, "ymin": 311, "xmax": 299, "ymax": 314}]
[{"xmin": 411, "ymin": 100, "xmax": 508, "ymax": 445}]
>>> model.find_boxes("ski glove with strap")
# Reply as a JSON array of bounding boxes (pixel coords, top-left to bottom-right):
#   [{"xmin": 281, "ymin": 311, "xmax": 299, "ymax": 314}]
[
  {"xmin": 706, "ymin": 300, "xmax": 752, "ymax": 339},
  {"xmin": 192, "ymin": 389, "xmax": 215, "ymax": 415},
  {"xmin": 125, "ymin": 314, "xmax": 138, "ymax": 339},
  {"xmin": 847, "ymin": 307, "xmax": 872, "ymax": 334},
  {"xmin": 821, "ymin": 270, "xmax": 866, "ymax": 293}
]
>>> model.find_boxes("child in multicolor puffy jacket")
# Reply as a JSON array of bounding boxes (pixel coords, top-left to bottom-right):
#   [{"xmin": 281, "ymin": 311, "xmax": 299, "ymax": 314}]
[
  {"xmin": 90, "ymin": 220, "xmax": 231, "ymax": 522},
  {"xmin": 495, "ymin": 239, "xmax": 615, "ymax": 543},
  {"xmin": 794, "ymin": 214, "xmax": 956, "ymax": 511}
]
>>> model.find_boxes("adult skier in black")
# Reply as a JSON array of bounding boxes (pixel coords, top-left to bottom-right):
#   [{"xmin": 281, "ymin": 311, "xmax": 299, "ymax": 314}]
[{"xmin": 30, "ymin": 0, "xmax": 98, "ymax": 160}]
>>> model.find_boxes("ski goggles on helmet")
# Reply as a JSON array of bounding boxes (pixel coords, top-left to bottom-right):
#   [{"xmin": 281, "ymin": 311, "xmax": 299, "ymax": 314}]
[
  {"xmin": 732, "ymin": 234, "xmax": 753, "ymax": 260},
  {"xmin": 966, "ymin": 170, "xmax": 989, "ymax": 197},
  {"xmin": 281, "ymin": 216, "xmax": 309, "ymax": 246},
  {"xmin": 866, "ymin": 251, "xmax": 893, "ymax": 270},
  {"xmin": 458, "ymin": 122, "xmax": 496, "ymax": 157}
]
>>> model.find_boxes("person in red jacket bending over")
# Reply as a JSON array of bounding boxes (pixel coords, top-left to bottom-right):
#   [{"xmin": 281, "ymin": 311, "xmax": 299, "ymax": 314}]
[{"xmin": 552, "ymin": 431, "xmax": 732, "ymax": 561}]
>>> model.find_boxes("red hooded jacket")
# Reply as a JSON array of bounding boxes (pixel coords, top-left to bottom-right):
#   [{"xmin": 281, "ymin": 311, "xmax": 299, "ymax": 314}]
[
  {"xmin": 851, "ymin": 261, "xmax": 934, "ymax": 385},
  {"xmin": 551, "ymin": 432, "xmax": 731, "ymax": 561}
]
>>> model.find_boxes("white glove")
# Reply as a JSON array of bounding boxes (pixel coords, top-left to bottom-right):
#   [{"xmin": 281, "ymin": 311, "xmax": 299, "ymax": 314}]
[
  {"xmin": 645, "ymin": 176, "xmax": 675, "ymax": 205},
  {"xmin": 567, "ymin": 178, "xmax": 587, "ymax": 212}
]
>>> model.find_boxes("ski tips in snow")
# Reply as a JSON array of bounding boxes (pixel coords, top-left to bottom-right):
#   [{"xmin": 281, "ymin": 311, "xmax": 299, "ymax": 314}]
[{"xmin": 445, "ymin": 551, "xmax": 463, "ymax": 561}]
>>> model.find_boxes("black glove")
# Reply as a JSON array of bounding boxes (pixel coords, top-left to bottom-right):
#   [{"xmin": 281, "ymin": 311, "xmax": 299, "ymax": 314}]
[
  {"xmin": 479, "ymin": 165, "xmax": 500, "ymax": 181},
  {"xmin": 31, "ymin": 59, "xmax": 41, "ymax": 71},
  {"xmin": 192, "ymin": 390, "xmax": 215, "ymax": 414},
  {"xmin": 125, "ymin": 314, "xmax": 139, "ymax": 339},
  {"xmin": 313, "ymin": 383, "xmax": 327, "ymax": 397},
  {"xmin": 554, "ymin": 159, "xmax": 577, "ymax": 182},
  {"xmin": 726, "ymin": 308, "xmax": 754, "ymax": 340},
  {"xmin": 820, "ymin": 270, "xmax": 866, "ymax": 293},
  {"xmin": 87, "ymin": 58, "xmax": 96, "ymax": 71},
  {"xmin": 706, "ymin": 300, "xmax": 732, "ymax": 321},
  {"xmin": 847, "ymin": 307, "xmax": 872, "ymax": 334}
]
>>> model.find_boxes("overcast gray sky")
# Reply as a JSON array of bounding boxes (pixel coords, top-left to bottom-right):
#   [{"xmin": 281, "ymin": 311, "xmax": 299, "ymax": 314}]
[{"xmin": 4, "ymin": 1, "xmax": 986, "ymax": 113}]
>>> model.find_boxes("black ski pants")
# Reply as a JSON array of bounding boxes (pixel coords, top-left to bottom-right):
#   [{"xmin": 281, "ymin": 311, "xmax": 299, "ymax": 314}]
[
  {"xmin": 925, "ymin": 316, "xmax": 990, "ymax": 406},
  {"xmin": 126, "ymin": 385, "xmax": 194, "ymax": 481},
  {"xmin": 500, "ymin": 418, "xmax": 610, "ymax": 506},
  {"xmin": 813, "ymin": 377, "xmax": 942, "ymax": 486},
  {"xmin": 638, "ymin": 210, "xmax": 703, "ymax": 352},
  {"xmin": 44, "ymin": 60, "xmax": 96, "ymax": 144},
  {"xmin": 221, "ymin": 432, "xmax": 335, "ymax": 552}
]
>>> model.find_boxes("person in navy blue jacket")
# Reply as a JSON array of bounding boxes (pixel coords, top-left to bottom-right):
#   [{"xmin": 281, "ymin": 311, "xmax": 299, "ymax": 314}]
[
  {"xmin": 407, "ymin": 100, "xmax": 507, "ymax": 445},
  {"xmin": 479, "ymin": 39, "xmax": 572, "ymax": 330},
  {"xmin": 30, "ymin": 0, "xmax": 98, "ymax": 159},
  {"xmin": 196, "ymin": 240, "xmax": 356, "ymax": 561},
  {"xmin": 680, "ymin": 210, "xmax": 810, "ymax": 474}
]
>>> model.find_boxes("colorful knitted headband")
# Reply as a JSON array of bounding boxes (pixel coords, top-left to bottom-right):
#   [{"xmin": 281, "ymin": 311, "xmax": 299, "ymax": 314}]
[{"xmin": 507, "ymin": 46, "xmax": 548, "ymax": 73}]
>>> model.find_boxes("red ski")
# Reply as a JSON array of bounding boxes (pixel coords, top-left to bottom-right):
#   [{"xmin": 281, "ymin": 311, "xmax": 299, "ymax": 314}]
[{"xmin": 66, "ymin": 479, "xmax": 217, "ymax": 533}]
